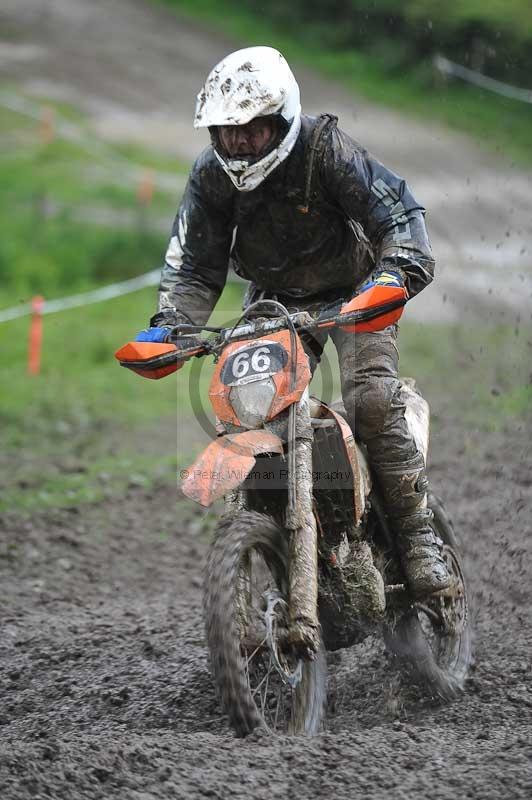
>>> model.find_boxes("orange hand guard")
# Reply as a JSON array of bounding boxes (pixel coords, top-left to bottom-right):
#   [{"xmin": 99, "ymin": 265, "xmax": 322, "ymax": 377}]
[
  {"xmin": 115, "ymin": 341, "xmax": 182, "ymax": 380},
  {"xmin": 338, "ymin": 284, "xmax": 408, "ymax": 333}
]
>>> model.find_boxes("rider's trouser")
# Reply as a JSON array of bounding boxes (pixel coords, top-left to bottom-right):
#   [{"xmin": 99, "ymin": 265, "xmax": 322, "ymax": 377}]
[{"xmin": 302, "ymin": 324, "xmax": 430, "ymax": 532}]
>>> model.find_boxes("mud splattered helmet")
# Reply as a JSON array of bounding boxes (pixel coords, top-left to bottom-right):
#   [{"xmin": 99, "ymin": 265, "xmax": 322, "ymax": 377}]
[{"xmin": 194, "ymin": 46, "xmax": 302, "ymax": 192}]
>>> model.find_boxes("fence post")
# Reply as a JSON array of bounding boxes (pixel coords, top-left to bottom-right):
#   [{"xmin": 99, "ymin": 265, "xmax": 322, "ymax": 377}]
[
  {"xmin": 28, "ymin": 296, "xmax": 45, "ymax": 375},
  {"xmin": 137, "ymin": 169, "xmax": 155, "ymax": 231},
  {"xmin": 40, "ymin": 105, "xmax": 55, "ymax": 145},
  {"xmin": 137, "ymin": 169, "xmax": 155, "ymax": 207}
]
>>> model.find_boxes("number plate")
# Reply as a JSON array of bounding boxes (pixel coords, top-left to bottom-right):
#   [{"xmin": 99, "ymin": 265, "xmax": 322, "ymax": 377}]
[{"xmin": 220, "ymin": 342, "xmax": 288, "ymax": 386}]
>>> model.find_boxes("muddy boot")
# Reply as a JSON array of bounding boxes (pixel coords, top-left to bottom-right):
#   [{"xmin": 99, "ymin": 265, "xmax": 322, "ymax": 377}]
[
  {"xmin": 395, "ymin": 510, "xmax": 451, "ymax": 596},
  {"xmin": 374, "ymin": 453, "xmax": 451, "ymax": 596}
]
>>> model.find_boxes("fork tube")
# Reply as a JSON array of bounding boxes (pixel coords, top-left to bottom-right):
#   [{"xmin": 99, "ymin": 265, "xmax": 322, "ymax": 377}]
[
  {"xmin": 287, "ymin": 392, "xmax": 320, "ymax": 653},
  {"xmin": 224, "ymin": 488, "xmax": 246, "ymax": 517}
]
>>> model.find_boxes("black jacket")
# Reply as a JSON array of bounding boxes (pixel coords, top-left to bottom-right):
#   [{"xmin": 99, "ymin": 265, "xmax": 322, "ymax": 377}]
[{"xmin": 156, "ymin": 114, "xmax": 435, "ymax": 326}]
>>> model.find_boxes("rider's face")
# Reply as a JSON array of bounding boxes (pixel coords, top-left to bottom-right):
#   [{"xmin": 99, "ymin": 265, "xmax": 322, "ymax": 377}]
[{"xmin": 217, "ymin": 117, "xmax": 277, "ymax": 159}]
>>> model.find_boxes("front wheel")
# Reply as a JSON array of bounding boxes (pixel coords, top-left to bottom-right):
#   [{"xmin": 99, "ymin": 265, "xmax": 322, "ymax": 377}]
[
  {"xmin": 204, "ymin": 511, "xmax": 326, "ymax": 737},
  {"xmin": 386, "ymin": 493, "xmax": 473, "ymax": 699}
]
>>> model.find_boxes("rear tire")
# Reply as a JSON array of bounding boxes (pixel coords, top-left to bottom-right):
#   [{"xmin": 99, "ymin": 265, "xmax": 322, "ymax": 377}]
[
  {"xmin": 204, "ymin": 510, "xmax": 327, "ymax": 736},
  {"xmin": 386, "ymin": 493, "xmax": 472, "ymax": 699}
]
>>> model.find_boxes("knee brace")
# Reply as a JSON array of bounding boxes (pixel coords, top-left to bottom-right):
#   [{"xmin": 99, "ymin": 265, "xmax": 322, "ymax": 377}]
[{"xmin": 342, "ymin": 375, "xmax": 400, "ymax": 441}]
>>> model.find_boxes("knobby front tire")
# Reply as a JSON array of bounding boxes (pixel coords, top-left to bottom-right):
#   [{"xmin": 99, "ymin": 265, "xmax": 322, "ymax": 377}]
[{"xmin": 204, "ymin": 511, "xmax": 327, "ymax": 737}]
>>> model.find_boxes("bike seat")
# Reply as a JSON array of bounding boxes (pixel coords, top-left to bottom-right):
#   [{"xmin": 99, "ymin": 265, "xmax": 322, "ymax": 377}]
[
  {"xmin": 309, "ymin": 397, "xmax": 349, "ymax": 429},
  {"xmin": 328, "ymin": 398, "xmax": 348, "ymax": 420}
]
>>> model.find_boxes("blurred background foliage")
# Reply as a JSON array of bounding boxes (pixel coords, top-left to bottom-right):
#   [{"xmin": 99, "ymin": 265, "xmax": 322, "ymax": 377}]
[
  {"xmin": 0, "ymin": 104, "xmax": 184, "ymax": 303},
  {"xmin": 204, "ymin": 0, "xmax": 532, "ymax": 85},
  {"xmin": 4, "ymin": 1, "xmax": 531, "ymax": 304},
  {"xmin": 164, "ymin": 0, "xmax": 532, "ymax": 166}
]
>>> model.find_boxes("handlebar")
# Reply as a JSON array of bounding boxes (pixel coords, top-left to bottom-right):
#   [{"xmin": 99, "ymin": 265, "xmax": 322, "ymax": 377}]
[
  {"xmin": 170, "ymin": 293, "xmax": 407, "ymax": 355},
  {"xmin": 116, "ymin": 288, "xmax": 407, "ymax": 377},
  {"xmin": 172, "ymin": 309, "xmax": 314, "ymax": 344}
]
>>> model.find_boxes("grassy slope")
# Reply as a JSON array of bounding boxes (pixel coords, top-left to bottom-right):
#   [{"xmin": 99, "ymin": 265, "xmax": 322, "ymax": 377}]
[
  {"xmin": 2, "ymin": 76, "xmax": 531, "ymax": 512},
  {"xmin": 0, "ymin": 281, "xmax": 246, "ymax": 512},
  {"xmin": 0, "ymin": 101, "xmax": 185, "ymax": 303},
  {"xmin": 0, "ymin": 97, "xmax": 196, "ymax": 511},
  {"xmin": 158, "ymin": 0, "xmax": 532, "ymax": 167}
]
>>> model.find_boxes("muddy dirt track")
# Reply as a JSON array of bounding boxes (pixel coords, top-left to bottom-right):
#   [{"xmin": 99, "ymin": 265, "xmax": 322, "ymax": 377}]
[{"xmin": 1, "ymin": 414, "xmax": 531, "ymax": 799}]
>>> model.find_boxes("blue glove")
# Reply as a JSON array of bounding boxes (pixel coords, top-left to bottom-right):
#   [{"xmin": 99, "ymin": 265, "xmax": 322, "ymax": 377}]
[
  {"xmin": 358, "ymin": 269, "xmax": 405, "ymax": 294},
  {"xmin": 134, "ymin": 326, "xmax": 171, "ymax": 343}
]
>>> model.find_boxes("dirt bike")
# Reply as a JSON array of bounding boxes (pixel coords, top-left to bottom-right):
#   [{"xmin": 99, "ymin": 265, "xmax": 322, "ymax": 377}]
[{"xmin": 116, "ymin": 283, "xmax": 472, "ymax": 737}]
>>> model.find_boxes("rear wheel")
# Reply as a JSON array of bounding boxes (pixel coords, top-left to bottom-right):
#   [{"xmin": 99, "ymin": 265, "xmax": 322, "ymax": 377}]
[
  {"xmin": 386, "ymin": 494, "xmax": 472, "ymax": 699},
  {"xmin": 204, "ymin": 511, "xmax": 326, "ymax": 736}
]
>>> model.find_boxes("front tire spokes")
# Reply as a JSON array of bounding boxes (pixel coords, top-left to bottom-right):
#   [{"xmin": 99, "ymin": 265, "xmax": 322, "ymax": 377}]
[{"xmin": 241, "ymin": 563, "xmax": 302, "ymax": 732}]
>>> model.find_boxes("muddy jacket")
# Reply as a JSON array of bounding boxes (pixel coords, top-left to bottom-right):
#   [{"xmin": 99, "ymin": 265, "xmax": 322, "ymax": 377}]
[{"xmin": 156, "ymin": 114, "xmax": 435, "ymax": 326}]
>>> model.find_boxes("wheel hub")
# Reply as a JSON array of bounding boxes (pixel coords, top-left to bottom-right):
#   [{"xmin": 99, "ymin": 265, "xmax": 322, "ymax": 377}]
[{"xmin": 264, "ymin": 591, "xmax": 303, "ymax": 689}]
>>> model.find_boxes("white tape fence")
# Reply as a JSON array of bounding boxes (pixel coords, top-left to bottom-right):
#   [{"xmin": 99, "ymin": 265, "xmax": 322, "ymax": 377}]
[
  {"xmin": 0, "ymin": 270, "xmax": 160, "ymax": 323},
  {"xmin": 0, "ymin": 90, "xmax": 187, "ymax": 194},
  {"xmin": 434, "ymin": 54, "xmax": 532, "ymax": 104}
]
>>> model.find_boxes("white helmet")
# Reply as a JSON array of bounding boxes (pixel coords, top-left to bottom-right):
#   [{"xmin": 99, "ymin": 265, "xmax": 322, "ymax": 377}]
[{"xmin": 194, "ymin": 46, "xmax": 302, "ymax": 192}]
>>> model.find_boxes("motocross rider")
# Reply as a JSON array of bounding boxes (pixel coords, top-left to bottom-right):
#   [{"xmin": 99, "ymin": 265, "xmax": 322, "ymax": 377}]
[{"xmin": 137, "ymin": 46, "xmax": 450, "ymax": 596}]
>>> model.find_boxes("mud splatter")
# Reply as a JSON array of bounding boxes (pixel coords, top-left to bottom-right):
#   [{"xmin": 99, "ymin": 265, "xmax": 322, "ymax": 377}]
[{"xmin": 220, "ymin": 77, "xmax": 232, "ymax": 95}]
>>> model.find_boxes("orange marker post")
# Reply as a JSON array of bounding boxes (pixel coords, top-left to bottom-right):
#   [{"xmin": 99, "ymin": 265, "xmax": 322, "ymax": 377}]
[
  {"xmin": 28, "ymin": 296, "xmax": 45, "ymax": 375},
  {"xmin": 40, "ymin": 106, "xmax": 55, "ymax": 145},
  {"xmin": 137, "ymin": 169, "xmax": 155, "ymax": 207}
]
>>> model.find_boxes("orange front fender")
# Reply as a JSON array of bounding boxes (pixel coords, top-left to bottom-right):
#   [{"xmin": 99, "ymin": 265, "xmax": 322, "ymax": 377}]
[{"xmin": 181, "ymin": 430, "xmax": 284, "ymax": 507}]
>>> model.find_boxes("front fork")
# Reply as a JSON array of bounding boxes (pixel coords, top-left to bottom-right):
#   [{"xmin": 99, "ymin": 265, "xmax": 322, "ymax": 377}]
[
  {"xmin": 224, "ymin": 391, "xmax": 320, "ymax": 656},
  {"xmin": 285, "ymin": 390, "xmax": 321, "ymax": 655}
]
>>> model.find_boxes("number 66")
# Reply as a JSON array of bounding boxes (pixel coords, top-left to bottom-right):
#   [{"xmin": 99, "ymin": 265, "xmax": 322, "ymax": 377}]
[{"xmin": 232, "ymin": 346, "xmax": 271, "ymax": 378}]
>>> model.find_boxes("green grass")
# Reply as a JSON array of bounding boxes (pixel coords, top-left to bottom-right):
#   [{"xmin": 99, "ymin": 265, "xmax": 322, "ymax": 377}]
[
  {"xmin": 0, "ymin": 282, "xmax": 245, "ymax": 446},
  {"xmin": 0, "ymin": 453, "xmax": 178, "ymax": 513},
  {"xmin": 317, "ymin": 318, "xmax": 532, "ymax": 432},
  {"xmin": 0, "ymin": 281, "xmax": 245, "ymax": 511},
  {"xmin": 0, "ymin": 100, "xmax": 187, "ymax": 302},
  {"xmin": 398, "ymin": 320, "xmax": 532, "ymax": 428},
  {"xmin": 158, "ymin": 0, "xmax": 532, "ymax": 167},
  {"xmin": 0, "ymin": 95, "xmax": 189, "ymax": 173},
  {"xmin": 0, "ymin": 91, "xmax": 224, "ymax": 512}
]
